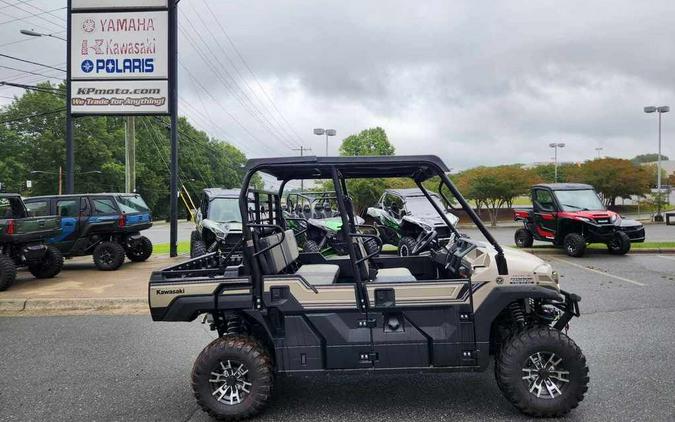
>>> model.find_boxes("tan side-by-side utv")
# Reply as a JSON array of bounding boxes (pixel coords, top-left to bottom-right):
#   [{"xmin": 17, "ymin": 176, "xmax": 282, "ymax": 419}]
[{"xmin": 149, "ymin": 155, "xmax": 589, "ymax": 420}]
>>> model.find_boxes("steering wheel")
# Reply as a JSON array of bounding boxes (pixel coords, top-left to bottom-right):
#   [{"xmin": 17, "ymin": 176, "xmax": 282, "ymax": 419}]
[{"xmin": 411, "ymin": 230, "xmax": 437, "ymax": 255}]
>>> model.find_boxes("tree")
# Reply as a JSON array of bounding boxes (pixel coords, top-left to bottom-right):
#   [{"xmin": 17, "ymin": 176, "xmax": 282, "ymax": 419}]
[
  {"xmin": 337, "ymin": 127, "xmax": 395, "ymax": 212},
  {"xmin": 530, "ymin": 163, "xmax": 583, "ymax": 184},
  {"xmin": 569, "ymin": 158, "xmax": 651, "ymax": 206},
  {"xmin": 455, "ymin": 165, "xmax": 539, "ymax": 226},
  {"xmin": 339, "ymin": 127, "xmax": 395, "ymax": 156},
  {"xmin": 0, "ymin": 82, "xmax": 250, "ymax": 219},
  {"xmin": 631, "ymin": 153, "xmax": 669, "ymax": 164}
]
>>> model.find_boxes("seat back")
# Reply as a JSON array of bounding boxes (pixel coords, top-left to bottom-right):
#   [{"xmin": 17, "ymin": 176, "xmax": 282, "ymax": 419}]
[{"xmin": 257, "ymin": 229, "xmax": 300, "ymax": 274}]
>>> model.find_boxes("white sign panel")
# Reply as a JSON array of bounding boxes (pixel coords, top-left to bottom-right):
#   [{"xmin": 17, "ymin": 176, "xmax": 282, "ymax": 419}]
[
  {"xmin": 71, "ymin": 80, "xmax": 169, "ymax": 115},
  {"xmin": 72, "ymin": 0, "xmax": 168, "ymax": 10},
  {"xmin": 71, "ymin": 11, "xmax": 168, "ymax": 79}
]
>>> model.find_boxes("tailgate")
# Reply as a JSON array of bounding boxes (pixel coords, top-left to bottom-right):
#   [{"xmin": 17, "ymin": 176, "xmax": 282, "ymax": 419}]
[{"xmin": 0, "ymin": 216, "xmax": 61, "ymax": 241}]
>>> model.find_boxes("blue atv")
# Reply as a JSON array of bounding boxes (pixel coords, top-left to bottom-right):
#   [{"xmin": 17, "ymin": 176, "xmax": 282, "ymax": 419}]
[{"xmin": 24, "ymin": 193, "xmax": 153, "ymax": 271}]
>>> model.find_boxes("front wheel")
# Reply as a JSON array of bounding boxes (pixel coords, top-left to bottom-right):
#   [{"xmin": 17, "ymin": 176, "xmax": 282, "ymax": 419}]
[
  {"xmin": 28, "ymin": 246, "xmax": 64, "ymax": 278},
  {"xmin": 398, "ymin": 236, "xmax": 417, "ymax": 256},
  {"xmin": 302, "ymin": 240, "xmax": 320, "ymax": 253},
  {"xmin": 563, "ymin": 233, "xmax": 586, "ymax": 257},
  {"xmin": 93, "ymin": 241, "xmax": 126, "ymax": 271},
  {"xmin": 192, "ymin": 336, "xmax": 273, "ymax": 421},
  {"xmin": 191, "ymin": 240, "xmax": 208, "ymax": 258},
  {"xmin": 495, "ymin": 327, "xmax": 589, "ymax": 417},
  {"xmin": 514, "ymin": 228, "xmax": 534, "ymax": 248},
  {"xmin": 126, "ymin": 236, "xmax": 153, "ymax": 262},
  {"xmin": 607, "ymin": 231, "xmax": 631, "ymax": 255}
]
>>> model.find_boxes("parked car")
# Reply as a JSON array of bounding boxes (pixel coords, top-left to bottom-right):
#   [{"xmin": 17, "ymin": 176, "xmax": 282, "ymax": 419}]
[
  {"xmin": 0, "ymin": 193, "xmax": 63, "ymax": 290},
  {"xmin": 24, "ymin": 193, "xmax": 153, "ymax": 271},
  {"xmin": 150, "ymin": 155, "xmax": 588, "ymax": 420},
  {"xmin": 366, "ymin": 188, "xmax": 459, "ymax": 256},
  {"xmin": 514, "ymin": 183, "xmax": 645, "ymax": 257}
]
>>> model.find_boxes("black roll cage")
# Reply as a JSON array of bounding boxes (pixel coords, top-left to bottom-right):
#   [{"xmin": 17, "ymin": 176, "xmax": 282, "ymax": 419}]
[{"xmin": 239, "ymin": 156, "xmax": 508, "ymax": 309}]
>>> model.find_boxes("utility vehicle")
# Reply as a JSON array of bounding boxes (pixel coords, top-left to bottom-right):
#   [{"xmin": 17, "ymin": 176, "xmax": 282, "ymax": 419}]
[
  {"xmin": 514, "ymin": 183, "xmax": 645, "ymax": 257},
  {"xmin": 24, "ymin": 193, "xmax": 153, "ymax": 270},
  {"xmin": 285, "ymin": 191, "xmax": 379, "ymax": 255},
  {"xmin": 149, "ymin": 156, "xmax": 588, "ymax": 420},
  {"xmin": 366, "ymin": 188, "xmax": 459, "ymax": 256},
  {"xmin": 0, "ymin": 193, "xmax": 63, "ymax": 290},
  {"xmin": 190, "ymin": 189, "xmax": 244, "ymax": 262}
]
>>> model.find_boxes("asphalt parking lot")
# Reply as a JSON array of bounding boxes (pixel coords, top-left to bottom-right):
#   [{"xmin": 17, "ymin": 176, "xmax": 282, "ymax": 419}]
[{"xmin": 1, "ymin": 253, "xmax": 674, "ymax": 421}]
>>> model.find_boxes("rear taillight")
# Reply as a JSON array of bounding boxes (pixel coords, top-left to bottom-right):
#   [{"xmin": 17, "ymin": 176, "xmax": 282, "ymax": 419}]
[
  {"xmin": 7, "ymin": 219, "xmax": 15, "ymax": 234},
  {"xmin": 118, "ymin": 214, "xmax": 126, "ymax": 228}
]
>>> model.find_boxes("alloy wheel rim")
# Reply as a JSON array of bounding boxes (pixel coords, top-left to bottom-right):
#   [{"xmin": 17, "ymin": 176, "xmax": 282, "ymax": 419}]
[
  {"xmin": 521, "ymin": 351, "xmax": 570, "ymax": 399},
  {"xmin": 399, "ymin": 244, "xmax": 409, "ymax": 256},
  {"xmin": 209, "ymin": 359, "xmax": 252, "ymax": 406}
]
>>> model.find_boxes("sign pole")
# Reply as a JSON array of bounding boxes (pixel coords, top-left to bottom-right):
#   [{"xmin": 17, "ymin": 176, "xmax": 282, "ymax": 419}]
[
  {"xmin": 168, "ymin": 0, "xmax": 178, "ymax": 257},
  {"xmin": 65, "ymin": 0, "xmax": 74, "ymax": 194}
]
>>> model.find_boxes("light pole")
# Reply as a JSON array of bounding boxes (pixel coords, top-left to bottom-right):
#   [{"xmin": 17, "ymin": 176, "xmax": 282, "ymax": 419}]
[
  {"xmin": 644, "ymin": 105, "xmax": 670, "ymax": 222},
  {"xmin": 595, "ymin": 147, "xmax": 603, "ymax": 159},
  {"xmin": 548, "ymin": 143, "xmax": 565, "ymax": 182},
  {"xmin": 313, "ymin": 128, "xmax": 336, "ymax": 156},
  {"xmin": 19, "ymin": 28, "xmax": 73, "ymax": 194}
]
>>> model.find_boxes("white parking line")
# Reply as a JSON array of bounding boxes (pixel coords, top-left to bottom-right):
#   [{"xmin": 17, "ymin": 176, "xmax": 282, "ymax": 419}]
[
  {"xmin": 656, "ymin": 255, "xmax": 675, "ymax": 262},
  {"xmin": 547, "ymin": 257, "xmax": 647, "ymax": 287}
]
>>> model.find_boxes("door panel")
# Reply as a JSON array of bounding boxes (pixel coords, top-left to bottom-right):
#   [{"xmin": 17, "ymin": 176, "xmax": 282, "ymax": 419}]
[
  {"xmin": 366, "ymin": 280, "xmax": 473, "ymax": 368},
  {"xmin": 263, "ymin": 276, "xmax": 369, "ymax": 371},
  {"xmin": 54, "ymin": 198, "xmax": 81, "ymax": 250}
]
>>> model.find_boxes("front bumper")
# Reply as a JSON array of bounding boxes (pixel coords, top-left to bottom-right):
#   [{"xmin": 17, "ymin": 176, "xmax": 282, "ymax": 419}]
[
  {"xmin": 617, "ymin": 221, "xmax": 645, "ymax": 242},
  {"xmin": 553, "ymin": 289, "xmax": 581, "ymax": 330}
]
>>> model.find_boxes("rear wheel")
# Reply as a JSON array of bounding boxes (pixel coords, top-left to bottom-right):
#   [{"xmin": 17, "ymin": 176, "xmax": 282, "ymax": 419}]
[
  {"xmin": 302, "ymin": 240, "xmax": 320, "ymax": 253},
  {"xmin": 563, "ymin": 233, "xmax": 586, "ymax": 257},
  {"xmin": 191, "ymin": 239, "xmax": 208, "ymax": 258},
  {"xmin": 495, "ymin": 326, "xmax": 589, "ymax": 417},
  {"xmin": 0, "ymin": 254, "xmax": 17, "ymax": 291},
  {"xmin": 28, "ymin": 246, "xmax": 64, "ymax": 278},
  {"xmin": 363, "ymin": 238, "xmax": 380, "ymax": 257},
  {"xmin": 190, "ymin": 230, "xmax": 201, "ymax": 243},
  {"xmin": 514, "ymin": 228, "xmax": 534, "ymax": 248},
  {"xmin": 93, "ymin": 241, "xmax": 125, "ymax": 271},
  {"xmin": 126, "ymin": 236, "xmax": 153, "ymax": 262},
  {"xmin": 398, "ymin": 236, "xmax": 416, "ymax": 256},
  {"xmin": 607, "ymin": 231, "xmax": 631, "ymax": 255},
  {"xmin": 192, "ymin": 335, "xmax": 273, "ymax": 421}
]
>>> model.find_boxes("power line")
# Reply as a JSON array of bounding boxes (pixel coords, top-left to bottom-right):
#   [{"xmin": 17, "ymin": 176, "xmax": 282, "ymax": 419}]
[
  {"xmin": 200, "ymin": 0, "xmax": 306, "ymax": 146},
  {"xmin": 0, "ymin": 107, "xmax": 65, "ymax": 125},
  {"xmin": 0, "ymin": 53, "xmax": 65, "ymax": 73},
  {"xmin": 0, "ymin": 0, "xmax": 64, "ymax": 29},
  {"xmin": 0, "ymin": 64, "xmax": 60, "ymax": 79},
  {"xmin": 0, "ymin": 6, "xmax": 65, "ymax": 25},
  {"xmin": 0, "ymin": 80, "xmax": 64, "ymax": 95}
]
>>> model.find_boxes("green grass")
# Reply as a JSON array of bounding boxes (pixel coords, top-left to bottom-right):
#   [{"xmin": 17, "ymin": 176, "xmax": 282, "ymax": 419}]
[
  {"xmin": 511, "ymin": 241, "xmax": 675, "ymax": 250},
  {"xmin": 154, "ymin": 240, "xmax": 190, "ymax": 255}
]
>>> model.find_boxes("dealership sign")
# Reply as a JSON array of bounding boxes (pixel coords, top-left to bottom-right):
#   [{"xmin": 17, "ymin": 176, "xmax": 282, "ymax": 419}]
[
  {"xmin": 69, "ymin": 2, "xmax": 170, "ymax": 115},
  {"xmin": 71, "ymin": 80, "xmax": 168, "ymax": 115}
]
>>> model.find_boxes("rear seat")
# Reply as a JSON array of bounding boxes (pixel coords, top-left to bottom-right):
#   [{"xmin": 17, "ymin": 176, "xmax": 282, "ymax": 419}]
[
  {"xmin": 354, "ymin": 238, "xmax": 417, "ymax": 283},
  {"xmin": 258, "ymin": 230, "xmax": 340, "ymax": 286}
]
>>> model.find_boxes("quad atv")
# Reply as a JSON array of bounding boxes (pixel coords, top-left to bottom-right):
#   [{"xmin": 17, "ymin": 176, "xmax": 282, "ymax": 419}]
[
  {"xmin": 514, "ymin": 183, "xmax": 645, "ymax": 257},
  {"xmin": 190, "ymin": 189, "xmax": 243, "ymax": 263},
  {"xmin": 366, "ymin": 188, "xmax": 459, "ymax": 256},
  {"xmin": 0, "ymin": 194, "xmax": 63, "ymax": 290},
  {"xmin": 24, "ymin": 193, "xmax": 153, "ymax": 271},
  {"xmin": 149, "ymin": 155, "xmax": 588, "ymax": 420},
  {"xmin": 285, "ymin": 191, "xmax": 379, "ymax": 255}
]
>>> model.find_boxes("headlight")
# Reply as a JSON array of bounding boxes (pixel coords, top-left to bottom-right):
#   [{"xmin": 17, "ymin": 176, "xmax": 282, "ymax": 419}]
[
  {"xmin": 610, "ymin": 214, "xmax": 621, "ymax": 225},
  {"xmin": 576, "ymin": 217, "xmax": 591, "ymax": 222}
]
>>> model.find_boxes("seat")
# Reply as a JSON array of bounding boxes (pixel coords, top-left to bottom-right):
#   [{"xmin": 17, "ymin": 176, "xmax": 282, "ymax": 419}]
[
  {"xmin": 257, "ymin": 229, "xmax": 340, "ymax": 286},
  {"xmin": 373, "ymin": 267, "xmax": 417, "ymax": 283}
]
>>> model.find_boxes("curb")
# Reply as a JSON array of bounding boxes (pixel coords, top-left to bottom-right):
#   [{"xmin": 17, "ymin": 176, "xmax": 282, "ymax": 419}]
[
  {"xmin": 0, "ymin": 297, "xmax": 148, "ymax": 316},
  {"xmin": 515, "ymin": 247, "xmax": 675, "ymax": 255}
]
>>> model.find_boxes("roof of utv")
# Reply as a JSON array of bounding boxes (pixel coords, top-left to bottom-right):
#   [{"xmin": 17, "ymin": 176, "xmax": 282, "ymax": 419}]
[
  {"xmin": 203, "ymin": 188, "xmax": 240, "ymax": 199},
  {"xmin": 534, "ymin": 183, "xmax": 594, "ymax": 191},
  {"xmin": 245, "ymin": 155, "xmax": 449, "ymax": 181},
  {"xmin": 385, "ymin": 188, "xmax": 440, "ymax": 198}
]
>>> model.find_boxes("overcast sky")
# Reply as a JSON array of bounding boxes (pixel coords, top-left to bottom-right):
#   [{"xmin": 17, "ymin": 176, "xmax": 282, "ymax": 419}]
[{"xmin": 1, "ymin": 0, "xmax": 674, "ymax": 169}]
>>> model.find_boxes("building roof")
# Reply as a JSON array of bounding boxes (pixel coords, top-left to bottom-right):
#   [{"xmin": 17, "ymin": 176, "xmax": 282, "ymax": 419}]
[{"xmin": 244, "ymin": 155, "xmax": 449, "ymax": 181}]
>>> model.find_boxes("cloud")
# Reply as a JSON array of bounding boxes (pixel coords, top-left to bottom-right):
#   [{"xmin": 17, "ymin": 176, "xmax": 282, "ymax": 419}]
[{"xmin": 1, "ymin": 0, "xmax": 674, "ymax": 168}]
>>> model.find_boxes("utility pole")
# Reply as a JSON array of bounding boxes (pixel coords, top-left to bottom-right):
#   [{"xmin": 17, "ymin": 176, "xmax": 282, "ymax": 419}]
[
  {"xmin": 168, "ymin": 0, "xmax": 179, "ymax": 257},
  {"xmin": 292, "ymin": 146, "xmax": 311, "ymax": 191},
  {"xmin": 124, "ymin": 116, "xmax": 136, "ymax": 193},
  {"xmin": 65, "ymin": 0, "xmax": 74, "ymax": 194}
]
